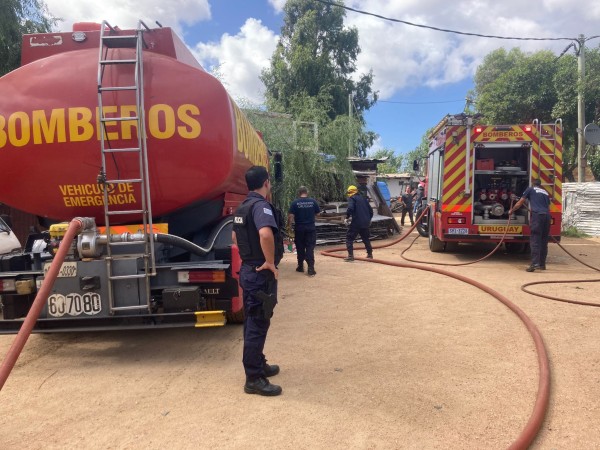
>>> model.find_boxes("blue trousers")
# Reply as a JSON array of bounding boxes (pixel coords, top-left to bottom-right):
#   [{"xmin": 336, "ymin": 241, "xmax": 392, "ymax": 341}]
[
  {"xmin": 239, "ymin": 264, "xmax": 278, "ymax": 380},
  {"xmin": 530, "ymin": 212, "xmax": 550, "ymax": 267},
  {"xmin": 294, "ymin": 226, "xmax": 316, "ymax": 265},
  {"xmin": 346, "ymin": 226, "xmax": 372, "ymax": 256}
]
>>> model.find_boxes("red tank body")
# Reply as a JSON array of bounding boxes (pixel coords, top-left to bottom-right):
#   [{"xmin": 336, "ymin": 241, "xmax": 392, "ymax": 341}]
[{"xmin": 0, "ymin": 25, "xmax": 267, "ymax": 224}]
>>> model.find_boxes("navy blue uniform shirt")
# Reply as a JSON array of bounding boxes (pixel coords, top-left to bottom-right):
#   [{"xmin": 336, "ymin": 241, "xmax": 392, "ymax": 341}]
[
  {"xmin": 245, "ymin": 192, "xmax": 278, "ymax": 265},
  {"xmin": 288, "ymin": 197, "xmax": 320, "ymax": 230},
  {"xmin": 522, "ymin": 186, "xmax": 550, "ymax": 214},
  {"xmin": 347, "ymin": 194, "xmax": 373, "ymax": 228}
]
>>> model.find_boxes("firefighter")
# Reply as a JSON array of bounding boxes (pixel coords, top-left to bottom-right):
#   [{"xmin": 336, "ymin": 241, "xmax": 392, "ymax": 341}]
[
  {"xmin": 344, "ymin": 185, "xmax": 373, "ymax": 262},
  {"xmin": 232, "ymin": 166, "xmax": 284, "ymax": 396},
  {"xmin": 509, "ymin": 178, "xmax": 550, "ymax": 272},
  {"xmin": 287, "ymin": 186, "xmax": 320, "ymax": 276}
]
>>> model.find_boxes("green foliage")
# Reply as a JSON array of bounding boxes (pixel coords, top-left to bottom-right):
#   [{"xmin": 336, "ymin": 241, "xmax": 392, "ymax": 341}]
[
  {"xmin": 561, "ymin": 226, "xmax": 589, "ymax": 238},
  {"xmin": 0, "ymin": 0, "xmax": 58, "ymax": 76},
  {"xmin": 369, "ymin": 149, "xmax": 404, "ymax": 174},
  {"xmin": 402, "ymin": 132, "xmax": 430, "ymax": 173},
  {"xmin": 261, "ymin": 0, "xmax": 378, "ymax": 156},
  {"xmin": 243, "ymin": 104, "xmax": 355, "ymax": 212},
  {"xmin": 474, "ymin": 45, "xmax": 600, "ymax": 181}
]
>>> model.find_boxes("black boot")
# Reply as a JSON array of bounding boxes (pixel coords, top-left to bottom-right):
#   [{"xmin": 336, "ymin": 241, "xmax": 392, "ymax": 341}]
[
  {"xmin": 307, "ymin": 264, "xmax": 316, "ymax": 276},
  {"xmin": 264, "ymin": 363, "xmax": 280, "ymax": 377},
  {"xmin": 244, "ymin": 377, "xmax": 282, "ymax": 396},
  {"xmin": 296, "ymin": 262, "xmax": 304, "ymax": 273}
]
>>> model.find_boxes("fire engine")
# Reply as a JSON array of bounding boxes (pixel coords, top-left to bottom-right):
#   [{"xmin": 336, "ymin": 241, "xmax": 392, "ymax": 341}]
[
  {"xmin": 0, "ymin": 21, "xmax": 272, "ymax": 332},
  {"xmin": 421, "ymin": 114, "xmax": 562, "ymax": 252}
]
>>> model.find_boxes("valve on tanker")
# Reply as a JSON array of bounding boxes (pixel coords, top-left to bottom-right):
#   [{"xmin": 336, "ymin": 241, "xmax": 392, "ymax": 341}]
[{"xmin": 478, "ymin": 189, "xmax": 487, "ymax": 201}]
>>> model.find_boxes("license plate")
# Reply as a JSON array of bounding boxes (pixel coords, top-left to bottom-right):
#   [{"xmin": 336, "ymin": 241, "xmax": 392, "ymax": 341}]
[
  {"xmin": 47, "ymin": 293, "xmax": 102, "ymax": 317},
  {"xmin": 43, "ymin": 261, "xmax": 77, "ymax": 277},
  {"xmin": 448, "ymin": 227, "xmax": 469, "ymax": 235}
]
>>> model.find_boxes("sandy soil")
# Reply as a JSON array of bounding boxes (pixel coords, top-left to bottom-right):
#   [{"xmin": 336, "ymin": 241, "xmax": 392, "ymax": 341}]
[{"xmin": 1, "ymin": 228, "xmax": 599, "ymax": 449}]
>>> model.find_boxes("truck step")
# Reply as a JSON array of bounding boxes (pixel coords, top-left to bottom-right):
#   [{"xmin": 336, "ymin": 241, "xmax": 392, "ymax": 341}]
[{"xmin": 195, "ymin": 311, "xmax": 227, "ymax": 327}]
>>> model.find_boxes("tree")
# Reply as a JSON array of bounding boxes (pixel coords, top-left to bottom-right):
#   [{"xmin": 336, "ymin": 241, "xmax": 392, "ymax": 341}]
[
  {"xmin": 261, "ymin": 0, "xmax": 378, "ymax": 155},
  {"xmin": 369, "ymin": 149, "xmax": 403, "ymax": 174},
  {"xmin": 473, "ymin": 46, "xmax": 600, "ymax": 181},
  {"xmin": 0, "ymin": 0, "xmax": 58, "ymax": 76}
]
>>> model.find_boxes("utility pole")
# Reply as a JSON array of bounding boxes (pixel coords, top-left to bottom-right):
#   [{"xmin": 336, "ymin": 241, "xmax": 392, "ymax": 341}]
[
  {"xmin": 577, "ymin": 34, "xmax": 586, "ymax": 182},
  {"xmin": 348, "ymin": 93, "xmax": 353, "ymax": 157}
]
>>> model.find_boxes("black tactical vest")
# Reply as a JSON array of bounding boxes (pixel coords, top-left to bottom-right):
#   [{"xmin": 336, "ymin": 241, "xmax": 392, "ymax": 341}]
[{"xmin": 233, "ymin": 196, "xmax": 284, "ymax": 265}]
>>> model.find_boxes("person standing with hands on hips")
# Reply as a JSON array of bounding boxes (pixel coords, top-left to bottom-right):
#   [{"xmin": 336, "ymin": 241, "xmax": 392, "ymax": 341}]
[
  {"xmin": 509, "ymin": 178, "xmax": 550, "ymax": 272},
  {"xmin": 344, "ymin": 185, "xmax": 373, "ymax": 262},
  {"xmin": 288, "ymin": 186, "xmax": 320, "ymax": 276},
  {"xmin": 232, "ymin": 166, "xmax": 284, "ymax": 396}
]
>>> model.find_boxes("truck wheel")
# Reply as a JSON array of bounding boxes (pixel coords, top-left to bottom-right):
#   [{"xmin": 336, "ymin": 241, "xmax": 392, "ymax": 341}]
[
  {"xmin": 428, "ymin": 219, "xmax": 446, "ymax": 253},
  {"xmin": 416, "ymin": 206, "xmax": 429, "ymax": 237},
  {"xmin": 226, "ymin": 309, "xmax": 244, "ymax": 324}
]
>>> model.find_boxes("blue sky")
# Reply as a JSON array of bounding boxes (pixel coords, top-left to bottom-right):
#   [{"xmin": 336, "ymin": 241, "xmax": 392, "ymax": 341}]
[{"xmin": 44, "ymin": 0, "xmax": 600, "ymax": 158}]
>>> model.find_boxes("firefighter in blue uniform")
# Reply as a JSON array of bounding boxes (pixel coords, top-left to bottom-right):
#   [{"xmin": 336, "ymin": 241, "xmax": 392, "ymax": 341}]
[
  {"xmin": 287, "ymin": 186, "xmax": 320, "ymax": 276},
  {"xmin": 344, "ymin": 185, "xmax": 374, "ymax": 262},
  {"xmin": 509, "ymin": 178, "xmax": 551, "ymax": 272},
  {"xmin": 232, "ymin": 165, "xmax": 284, "ymax": 396}
]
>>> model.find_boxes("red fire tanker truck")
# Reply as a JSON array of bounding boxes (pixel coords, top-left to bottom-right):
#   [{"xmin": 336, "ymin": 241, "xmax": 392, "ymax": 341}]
[
  {"xmin": 0, "ymin": 21, "xmax": 272, "ymax": 332},
  {"xmin": 421, "ymin": 114, "xmax": 563, "ymax": 252}
]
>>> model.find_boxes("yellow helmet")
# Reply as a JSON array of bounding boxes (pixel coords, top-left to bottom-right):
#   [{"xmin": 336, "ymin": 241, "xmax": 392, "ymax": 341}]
[{"xmin": 347, "ymin": 185, "xmax": 358, "ymax": 196}]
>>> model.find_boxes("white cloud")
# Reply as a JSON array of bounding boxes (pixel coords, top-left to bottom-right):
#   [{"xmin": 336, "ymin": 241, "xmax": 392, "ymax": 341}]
[
  {"xmin": 41, "ymin": 0, "xmax": 600, "ymax": 106},
  {"xmin": 192, "ymin": 18, "xmax": 278, "ymax": 104},
  {"xmin": 45, "ymin": 0, "xmax": 211, "ymax": 35},
  {"xmin": 346, "ymin": 0, "xmax": 600, "ymax": 99},
  {"xmin": 268, "ymin": 0, "xmax": 287, "ymax": 14}
]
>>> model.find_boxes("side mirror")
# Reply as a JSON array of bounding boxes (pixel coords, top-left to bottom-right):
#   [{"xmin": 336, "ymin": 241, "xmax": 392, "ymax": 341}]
[
  {"xmin": 412, "ymin": 160, "xmax": 419, "ymax": 172},
  {"xmin": 0, "ymin": 214, "xmax": 13, "ymax": 229}
]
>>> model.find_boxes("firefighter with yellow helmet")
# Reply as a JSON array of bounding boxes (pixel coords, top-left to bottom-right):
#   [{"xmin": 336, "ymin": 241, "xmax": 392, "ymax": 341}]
[{"xmin": 344, "ymin": 185, "xmax": 373, "ymax": 262}]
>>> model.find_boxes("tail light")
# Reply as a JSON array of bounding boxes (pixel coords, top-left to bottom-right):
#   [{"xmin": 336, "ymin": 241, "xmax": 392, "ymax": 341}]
[
  {"xmin": 447, "ymin": 217, "xmax": 466, "ymax": 224},
  {"xmin": 178, "ymin": 270, "xmax": 226, "ymax": 283},
  {"xmin": 0, "ymin": 279, "xmax": 16, "ymax": 293}
]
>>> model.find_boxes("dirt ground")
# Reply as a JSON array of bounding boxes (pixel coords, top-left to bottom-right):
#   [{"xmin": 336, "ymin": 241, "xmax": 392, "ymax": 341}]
[{"xmin": 1, "ymin": 227, "xmax": 600, "ymax": 449}]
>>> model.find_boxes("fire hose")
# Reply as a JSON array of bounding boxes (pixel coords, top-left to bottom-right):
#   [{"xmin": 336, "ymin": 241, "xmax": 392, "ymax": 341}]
[
  {"xmin": 321, "ymin": 207, "xmax": 550, "ymax": 449},
  {"xmin": 0, "ymin": 217, "xmax": 87, "ymax": 391}
]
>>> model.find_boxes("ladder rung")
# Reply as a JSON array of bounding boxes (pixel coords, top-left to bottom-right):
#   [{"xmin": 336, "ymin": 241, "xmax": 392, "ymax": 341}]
[
  {"xmin": 106, "ymin": 209, "xmax": 145, "ymax": 215},
  {"xmin": 109, "ymin": 274, "xmax": 147, "ymax": 280},
  {"xmin": 111, "ymin": 305, "xmax": 150, "ymax": 312},
  {"xmin": 99, "ymin": 86, "xmax": 138, "ymax": 92},
  {"xmin": 104, "ymin": 179, "xmax": 142, "ymax": 184},
  {"xmin": 100, "ymin": 117, "xmax": 139, "ymax": 122},
  {"xmin": 102, "ymin": 147, "xmax": 142, "ymax": 153},
  {"xmin": 102, "ymin": 35, "xmax": 138, "ymax": 49},
  {"xmin": 100, "ymin": 59, "xmax": 137, "ymax": 65}
]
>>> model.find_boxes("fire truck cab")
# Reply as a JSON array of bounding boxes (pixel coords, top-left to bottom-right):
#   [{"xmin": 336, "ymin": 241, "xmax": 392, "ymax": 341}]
[{"xmin": 424, "ymin": 114, "xmax": 563, "ymax": 252}]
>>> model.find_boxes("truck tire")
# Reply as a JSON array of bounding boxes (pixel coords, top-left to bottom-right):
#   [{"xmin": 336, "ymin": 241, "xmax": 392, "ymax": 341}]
[
  {"xmin": 428, "ymin": 217, "xmax": 446, "ymax": 253},
  {"xmin": 416, "ymin": 206, "xmax": 429, "ymax": 237},
  {"xmin": 226, "ymin": 309, "xmax": 244, "ymax": 324}
]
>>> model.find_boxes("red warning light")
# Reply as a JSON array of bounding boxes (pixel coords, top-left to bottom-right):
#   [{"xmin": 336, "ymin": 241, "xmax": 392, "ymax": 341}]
[
  {"xmin": 474, "ymin": 126, "xmax": 483, "ymax": 133},
  {"xmin": 525, "ymin": 125, "xmax": 532, "ymax": 132}
]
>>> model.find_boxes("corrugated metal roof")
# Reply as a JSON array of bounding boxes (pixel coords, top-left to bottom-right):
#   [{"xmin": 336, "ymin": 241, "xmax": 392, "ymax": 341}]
[{"xmin": 562, "ymin": 182, "xmax": 600, "ymax": 236}]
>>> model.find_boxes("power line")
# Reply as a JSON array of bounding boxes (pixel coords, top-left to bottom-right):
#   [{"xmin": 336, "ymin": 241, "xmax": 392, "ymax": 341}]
[
  {"xmin": 379, "ymin": 99, "xmax": 464, "ymax": 104},
  {"xmin": 313, "ymin": 0, "xmax": 576, "ymax": 41}
]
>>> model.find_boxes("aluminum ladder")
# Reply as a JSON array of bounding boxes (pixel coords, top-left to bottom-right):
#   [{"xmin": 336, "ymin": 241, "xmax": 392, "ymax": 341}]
[
  {"xmin": 97, "ymin": 20, "xmax": 155, "ymax": 314},
  {"xmin": 535, "ymin": 119, "xmax": 562, "ymax": 198}
]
